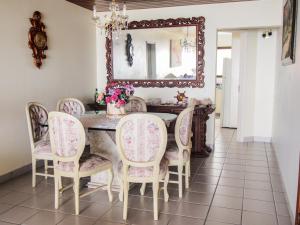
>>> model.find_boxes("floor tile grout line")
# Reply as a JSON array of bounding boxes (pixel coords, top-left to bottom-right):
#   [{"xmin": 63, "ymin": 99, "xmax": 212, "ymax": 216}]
[{"xmin": 202, "ymin": 135, "xmax": 230, "ymax": 225}]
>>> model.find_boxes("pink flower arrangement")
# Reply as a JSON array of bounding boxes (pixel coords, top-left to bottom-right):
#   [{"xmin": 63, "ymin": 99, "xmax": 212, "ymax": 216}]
[{"xmin": 96, "ymin": 82, "xmax": 134, "ymax": 108}]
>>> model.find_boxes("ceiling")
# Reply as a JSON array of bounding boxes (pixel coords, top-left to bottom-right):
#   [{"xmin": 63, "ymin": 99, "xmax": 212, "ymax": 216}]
[{"xmin": 66, "ymin": 0, "xmax": 255, "ymax": 12}]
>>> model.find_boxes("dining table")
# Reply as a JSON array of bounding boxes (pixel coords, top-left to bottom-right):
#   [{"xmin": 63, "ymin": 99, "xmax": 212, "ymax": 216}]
[{"xmin": 79, "ymin": 111, "xmax": 177, "ymax": 190}]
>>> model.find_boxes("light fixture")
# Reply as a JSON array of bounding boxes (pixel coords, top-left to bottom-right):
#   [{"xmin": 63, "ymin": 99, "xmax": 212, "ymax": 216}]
[
  {"xmin": 92, "ymin": 0, "xmax": 128, "ymax": 39},
  {"xmin": 180, "ymin": 27, "xmax": 196, "ymax": 52},
  {"xmin": 262, "ymin": 29, "xmax": 272, "ymax": 39}
]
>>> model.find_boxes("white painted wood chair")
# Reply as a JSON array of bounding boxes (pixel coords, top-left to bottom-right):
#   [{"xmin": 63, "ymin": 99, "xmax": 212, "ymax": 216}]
[
  {"xmin": 125, "ymin": 96, "xmax": 147, "ymax": 112},
  {"xmin": 48, "ymin": 112, "xmax": 113, "ymax": 215},
  {"xmin": 56, "ymin": 98, "xmax": 85, "ymax": 116},
  {"xmin": 25, "ymin": 102, "xmax": 54, "ymax": 187},
  {"xmin": 116, "ymin": 114, "xmax": 170, "ymax": 220},
  {"xmin": 164, "ymin": 106, "xmax": 194, "ymax": 198}
]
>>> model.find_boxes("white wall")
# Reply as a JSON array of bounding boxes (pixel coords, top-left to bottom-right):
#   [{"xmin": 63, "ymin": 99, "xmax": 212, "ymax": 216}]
[
  {"xmin": 272, "ymin": 0, "xmax": 300, "ymax": 219},
  {"xmin": 0, "ymin": 0, "xmax": 97, "ymax": 175},
  {"xmin": 96, "ymin": 0, "xmax": 282, "ymax": 146},
  {"xmin": 237, "ymin": 29, "xmax": 278, "ymax": 142}
]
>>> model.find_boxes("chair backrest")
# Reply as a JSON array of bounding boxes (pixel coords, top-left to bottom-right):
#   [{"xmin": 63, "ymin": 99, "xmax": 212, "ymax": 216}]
[
  {"xmin": 175, "ymin": 106, "xmax": 195, "ymax": 148},
  {"xmin": 188, "ymin": 98, "xmax": 199, "ymax": 107},
  {"xmin": 48, "ymin": 112, "xmax": 85, "ymax": 164},
  {"xmin": 116, "ymin": 114, "xmax": 167, "ymax": 168},
  {"xmin": 25, "ymin": 102, "xmax": 49, "ymax": 150},
  {"xmin": 57, "ymin": 98, "xmax": 85, "ymax": 116},
  {"xmin": 125, "ymin": 96, "xmax": 147, "ymax": 112}
]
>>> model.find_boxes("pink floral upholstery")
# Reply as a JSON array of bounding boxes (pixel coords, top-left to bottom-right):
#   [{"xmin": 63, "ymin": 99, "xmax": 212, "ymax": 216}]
[
  {"xmin": 34, "ymin": 139, "xmax": 52, "ymax": 156},
  {"xmin": 179, "ymin": 111, "xmax": 193, "ymax": 146},
  {"xmin": 125, "ymin": 98, "xmax": 146, "ymax": 112},
  {"xmin": 49, "ymin": 116, "xmax": 83, "ymax": 157},
  {"xmin": 58, "ymin": 100, "xmax": 85, "ymax": 116},
  {"xmin": 28, "ymin": 104, "xmax": 48, "ymax": 142},
  {"xmin": 165, "ymin": 141, "xmax": 189, "ymax": 162},
  {"xmin": 56, "ymin": 154, "xmax": 111, "ymax": 172},
  {"xmin": 118, "ymin": 158, "xmax": 168, "ymax": 177},
  {"xmin": 120, "ymin": 118, "xmax": 162, "ymax": 162}
]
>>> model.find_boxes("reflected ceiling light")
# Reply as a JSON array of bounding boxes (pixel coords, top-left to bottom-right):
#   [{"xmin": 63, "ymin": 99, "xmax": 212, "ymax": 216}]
[
  {"xmin": 92, "ymin": 0, "xmax": 129, "ymax": 39},
  {"xmin": 180, "ymin": 27, "xmax": 196, "ymax": 52}
]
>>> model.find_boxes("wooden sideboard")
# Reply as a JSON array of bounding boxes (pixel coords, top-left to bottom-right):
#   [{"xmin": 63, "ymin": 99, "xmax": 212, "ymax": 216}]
[{"xmin": 87, "ymin": 103, "xmax": 215, "ymax": 158}]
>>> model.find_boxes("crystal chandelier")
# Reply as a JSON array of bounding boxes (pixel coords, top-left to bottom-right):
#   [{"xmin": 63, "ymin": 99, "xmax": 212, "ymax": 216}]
[
  {"xmin": 180, "ymin": 27, "xmax": 196, "ymax": 52},
  {"xmin": 92, "ymin": 0, "xmax": 129, "ymax": 39}
]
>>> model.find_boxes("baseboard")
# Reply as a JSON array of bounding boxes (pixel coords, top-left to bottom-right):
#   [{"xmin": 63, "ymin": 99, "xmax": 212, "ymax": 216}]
[
  {"xmin": 270, "ymin": 143, "xmax": 295, "ymax": 224},
  {"xmin": 0, "ymin": 161, "xmax": 44, "ymax": 184},
  {"xmin": 241, "ymin": 136, "xmax": 272, "ymax": 143}
]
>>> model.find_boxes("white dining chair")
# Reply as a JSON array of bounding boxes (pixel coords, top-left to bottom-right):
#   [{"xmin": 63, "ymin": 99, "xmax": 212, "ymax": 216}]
[
  {"xmin": 125, "ymin": 96, "xmax": 147, "ymax": 112},
  {"xmin": 48, "ymin": 112, "xmax": 113, "ymax": 215},
  {"xmin": 116, "ymin": 114, "xmax": 169, "ymax": 220},
  {"xmin": 56, "ymin": 98, "xmax": 85, "ymax": 116},
  {"xmin": 25, "ymin": 102, "xmax": 54, "ymax": 187},
  {"xmin": 163, "ymin": 106, "xmax": 194, "ymax": 198}
]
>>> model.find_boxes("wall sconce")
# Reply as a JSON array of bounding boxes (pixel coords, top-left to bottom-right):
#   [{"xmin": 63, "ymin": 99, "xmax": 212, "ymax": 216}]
[{"xmin": 262, "ymin": 29, "xmax": 272, "ymax": 39}]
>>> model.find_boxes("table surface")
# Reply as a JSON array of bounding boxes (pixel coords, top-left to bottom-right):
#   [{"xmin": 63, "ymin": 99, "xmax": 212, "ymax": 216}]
[{"xmin": 79, "ymin": 111, "xmax": 177, "ymax": 131}]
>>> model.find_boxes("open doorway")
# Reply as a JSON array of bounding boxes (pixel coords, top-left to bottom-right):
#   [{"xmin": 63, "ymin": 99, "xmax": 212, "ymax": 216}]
[{"xmin": 215, "ymin": 28, "xmax": 278, "ymax": 144}]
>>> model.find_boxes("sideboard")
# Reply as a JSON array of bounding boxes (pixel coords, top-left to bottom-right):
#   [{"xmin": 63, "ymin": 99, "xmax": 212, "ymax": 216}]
[{"xmin": 87, "ymin": 103, "xmax": 215, "ymax": 158}]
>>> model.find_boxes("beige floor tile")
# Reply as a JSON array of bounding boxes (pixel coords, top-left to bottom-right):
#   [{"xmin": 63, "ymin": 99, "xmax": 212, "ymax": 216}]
[
  {"xmin": 243, "ymin": 199, "xmax": 276, "ymax": 215},
  {"xmin": 244, "ymin": 172, "xmax": 270, "ymax": 182},
  {"xmin": 0, "ymin": 204, "xmax": 14, "ymax": 215},
  {"xmin": 221, "ymin": 170, "xmax": 244, "ymax": 179},
  {"xmin": 22, "ymin": 210, "xmax": 65, "ymax": 225},
  {"xmin": 0, "ymin": 191, "xmax": 32, "ymax": 205},
  {"xmin": 212, "ymin": 195, "xmax": 243, "ymax": 210},
  {"xmin": 244, "ymin": 180, "xmax": 272, "ymax": 191},
  {"xmin": 182, "ymin": 192, "xmax": 214, "ymax": 205},
  {"xmin": 189, "ymin": 183, "xmax": 216, "ymax": 194},
  {"xmin": 168, "ymin": 215, "xmax": 204, "ymax": 225},
  {"xmin": 0, "ymin": 206, "xmax": 37, "ymax": 224},
  {"xmin": 242, "ymin": 211, "xmax": 277, "ymax": 225},
  {"xmin": 215, "ymin": 186, "xmax": 244, "ymax": 198},
  {"xmin": 218, "ymin": 177, "xmax": 244, "ymax": 188},
  {"xmin": 273, "ymin": 192, "xmax": 287, "ymax": 204},
  {"xmin": 275, "ymin": 202, "xmax": 290, "ymax": 217},
  {"xmin": 79, "ymin": 202, "xmax": 113, "ymax": 218},
  {"xmin": 205, "ymin": 221, "xmax": 235, "ymax": 225},
  {"xmin": 207, "ymin": 206, "xmax": 241, "ymax": 224},
  {"xmin": 193, "ymin": 175, "xmax": 219, "ymax": 185},
  {"xmin": 278, "ymin": 216, "xmax": 292, "ymax": 225},
  {"xmin": 57, "ymin": 215, "xmax": 97, "ymax": 225},
  {"xmin": 94, "ymin": 220, "xmax": 126, "ymax": 225},
  {"xmin": 176, "ymin": 202, "xmax": 209, "ymax": 218},
  {"xmin": 244, "ymin": 189, "xmax": 274, "ymax": 202}
]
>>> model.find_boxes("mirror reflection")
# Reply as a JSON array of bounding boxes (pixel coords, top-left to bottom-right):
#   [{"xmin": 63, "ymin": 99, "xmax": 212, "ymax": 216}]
[{"xmin": 112, "ymin": 26, "xmax": 197, "ymax": 80}]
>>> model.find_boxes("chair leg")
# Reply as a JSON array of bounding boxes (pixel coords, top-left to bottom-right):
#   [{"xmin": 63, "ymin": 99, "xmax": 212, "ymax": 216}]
[
  {"xmin": 118, "ymin": 176, "xmax": 123, "ymax": 202},
  {"xmin": 185, "ymin": 161, "xmax": 190, "ymax": 189},
  {"xmin": 152, "ymin": 180, "xmax": 159, "ymax": 220},
  {"xmin": 74, "ymin": 177, "xmax": 80, "ymax": 215},
  {"xmin": 123, "ymin": 181, "xmax": 129, "ymax": 220},
  {"xmin": 32, "ymin": 158, "xmax": 36, "ymax": 187},
  {"xmin": 163, "ymin": 172, "xmax": 170, "ymax": 202},
  {"xmin": 107, "ymin": 168, "xmax": 113, "ymax": 202},
  {"xmin": 44, "ymin": 160, "xmax": 48, "ymax": 180},
  {"xmin": 59, "ymin": 176, "xmax": 63, "ymax": 190},
  {"xmin": 54, "ymin": 175, "xmax": 59, "ymax": 209},
  {"xmin": 140, "ymin": 183, "xmax": 146, "ymax": 196},
  {"xmin": 178, "ymin": 164, "xmax": 183, "ymax": 198}
]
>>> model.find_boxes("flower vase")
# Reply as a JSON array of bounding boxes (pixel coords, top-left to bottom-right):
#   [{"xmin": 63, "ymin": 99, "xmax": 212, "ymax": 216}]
[{"xmin": 106, "ymin": 103, "xmax": 126, "ymax": 118}]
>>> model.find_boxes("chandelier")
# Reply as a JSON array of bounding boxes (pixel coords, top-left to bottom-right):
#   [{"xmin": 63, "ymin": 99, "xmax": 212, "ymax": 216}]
[
  {"xmin": 180, "ymin": 27, "xmax": 196, "ymax": 52},
  {"xmin": 92, "ymin": 0, "xmax": 129, "ymax": 39}
]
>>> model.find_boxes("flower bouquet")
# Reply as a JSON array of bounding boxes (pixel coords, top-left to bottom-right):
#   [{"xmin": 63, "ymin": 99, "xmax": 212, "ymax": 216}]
[{"xmin": 96, "ymin": 82, "xmax": 134, "ymax": 118}]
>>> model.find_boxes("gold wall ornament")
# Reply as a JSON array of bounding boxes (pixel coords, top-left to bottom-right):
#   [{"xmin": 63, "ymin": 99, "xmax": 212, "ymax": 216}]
[{"xmin": 28, "ymin": 11, "xmax": 48, "ymax": 69}]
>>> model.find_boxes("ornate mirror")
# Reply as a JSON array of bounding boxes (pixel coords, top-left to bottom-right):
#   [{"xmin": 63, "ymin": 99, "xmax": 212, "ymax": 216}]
[{"xmin": 106, "ymin": 17, "xmax": 205, "ymax": 88}]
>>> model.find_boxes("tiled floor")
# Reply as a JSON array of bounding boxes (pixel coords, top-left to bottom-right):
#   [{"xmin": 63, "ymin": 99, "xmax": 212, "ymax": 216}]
[{"xmin": 0, "ymin": 124, "xmax": 293, "ymax": 225}]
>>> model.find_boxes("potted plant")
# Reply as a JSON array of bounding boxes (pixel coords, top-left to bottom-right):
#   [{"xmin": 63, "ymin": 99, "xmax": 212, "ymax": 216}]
[{"xmin": 96, "ymin": 82, "xmax": 134, "ymax": 118}]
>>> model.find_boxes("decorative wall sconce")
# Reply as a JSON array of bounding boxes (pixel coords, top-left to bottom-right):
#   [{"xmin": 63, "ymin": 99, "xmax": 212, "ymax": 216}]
[{"xmin": 28, "ymin": 11, "xmax": 48, "ymax": 69}]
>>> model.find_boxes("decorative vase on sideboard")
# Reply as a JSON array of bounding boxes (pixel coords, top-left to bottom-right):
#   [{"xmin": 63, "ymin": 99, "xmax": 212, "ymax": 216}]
[{"xmin": 106, "ymin": 103, "xmax": 126, "ymax": 118}]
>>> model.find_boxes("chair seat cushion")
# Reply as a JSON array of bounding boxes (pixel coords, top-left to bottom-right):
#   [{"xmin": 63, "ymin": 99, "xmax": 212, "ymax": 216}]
[
  {"xmin": 34, "ymin": 139, "xmax": 52, "ymax": 156},
  {"xmin": 56, "ymin": 154, "xmax": 111, "ymax": 173},
  {"xmin": 164, "ymin": 141, "xmax": 190, "ymax": 162},
  {"xmin": 118, "ymin": 158, "xmax": 169, "ymax": 178}
]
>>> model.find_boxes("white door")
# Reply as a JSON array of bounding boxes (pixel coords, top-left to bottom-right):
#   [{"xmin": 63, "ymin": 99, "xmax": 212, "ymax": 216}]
[{"xmin": 221, "ymin": 58, "xmax": 233, "ymax": 127}]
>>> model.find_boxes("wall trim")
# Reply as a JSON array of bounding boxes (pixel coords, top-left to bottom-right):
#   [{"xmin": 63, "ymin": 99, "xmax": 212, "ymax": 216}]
[
  {"xmin": 241, "ymin": 136, "xmax": 272, "ymax": 143},
  {"xmin": 0, "ymin": 161, "xmax": 43, "ymax": 184},
  {"xmin": 270, "ymin": 142, "xmax": 295, "ymax": 224}
]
